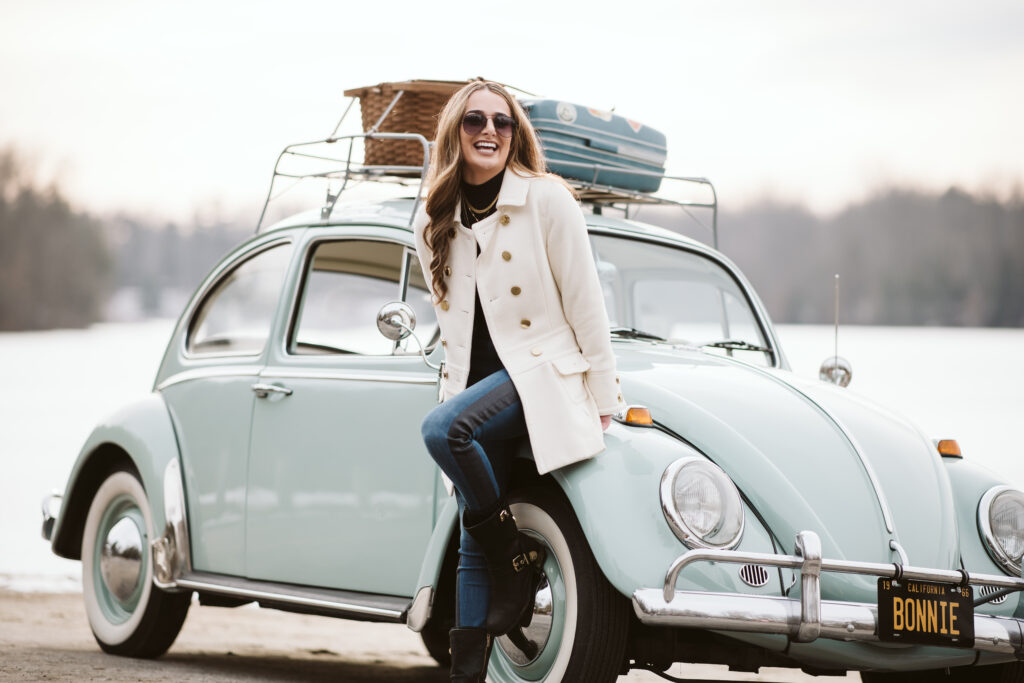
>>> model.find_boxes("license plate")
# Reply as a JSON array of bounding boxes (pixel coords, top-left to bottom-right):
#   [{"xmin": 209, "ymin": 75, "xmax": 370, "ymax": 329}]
[{"xmin": 877, "ymin": 578, "xmax": 974, "ymax": 647}]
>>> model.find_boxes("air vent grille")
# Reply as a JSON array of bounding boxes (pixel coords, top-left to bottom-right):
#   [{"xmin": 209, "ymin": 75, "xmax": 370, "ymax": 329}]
[
  {"xmin": 739, "ymin": 564, "xmax": 770, "ymax": 588},
  {"xmin": 979, "ymin": 585, "xmax": 1008, "ymax": 604}
]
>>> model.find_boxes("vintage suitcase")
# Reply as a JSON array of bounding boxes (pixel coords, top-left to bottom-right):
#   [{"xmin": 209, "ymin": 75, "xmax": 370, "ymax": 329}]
[{"xmin": 520, "ymin": 99, "xmax": 667, "ymax": 192}]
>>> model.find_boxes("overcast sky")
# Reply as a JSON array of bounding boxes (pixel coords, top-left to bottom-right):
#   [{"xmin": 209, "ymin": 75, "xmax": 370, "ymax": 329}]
[{"xmin": 3, "ymin": 0, "xmax": 1023, "ymax": 224}]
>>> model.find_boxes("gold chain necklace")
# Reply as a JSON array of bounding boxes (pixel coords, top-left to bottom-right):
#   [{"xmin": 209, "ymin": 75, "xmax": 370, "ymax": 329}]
[{"xmin": 464, "ymin": 192, "xmax": 499, "ymax": 216}]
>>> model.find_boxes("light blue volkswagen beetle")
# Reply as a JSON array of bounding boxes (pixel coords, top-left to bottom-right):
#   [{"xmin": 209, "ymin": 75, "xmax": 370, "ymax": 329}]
[{"xmin": 41, "ymin": 128, "xmax": 1024, "ymax": 682}]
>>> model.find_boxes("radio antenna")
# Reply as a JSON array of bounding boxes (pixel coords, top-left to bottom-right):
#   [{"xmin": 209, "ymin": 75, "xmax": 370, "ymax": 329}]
[{"xmin": 834, "ymin": 273, "xmax": 839, "ymax": 367}]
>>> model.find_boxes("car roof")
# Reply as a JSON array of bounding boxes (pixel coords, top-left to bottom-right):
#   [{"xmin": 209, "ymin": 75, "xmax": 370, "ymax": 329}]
[{"xmin": 263, "ymin": 198, "xmax": 710, "ymax": 251}]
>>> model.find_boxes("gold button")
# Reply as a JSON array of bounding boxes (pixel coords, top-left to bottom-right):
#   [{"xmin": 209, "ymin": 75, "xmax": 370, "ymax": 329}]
[
  {"xmin": 500, "ymin": 214, "xmax": 510, "ymax": 226},
  {"xmin": 502, "ymin": 251, "xmax": 511, "ymax": 261},
  {"xmin": 440, "ymin": 300, "xmax": 450, "ymax": 311},
  {"xmin": 520, "ymin": 319, "xmax": 531, "ymax": 328},
  {"xmin": 443, "ymin": 371, "xmax": 449, "ymax": 379},
  {"xmin": 615, "ymin": 377, "xmax": 620, "ymax": 384},
  {"xmin": 441, "ymin": 339, "xmax": 447, "ymax": 347},
  {"xmin": 444, "ymin": 266, "xmax": 452, "ymax": 277},
  {"xmin": 531, "ymin": 347, "xmax": 542, "ymax": 356},
  {"xmin": 511, "ymin": 286, "xmax": 521, "ymax": 296},
  {"xmin": 617, "ymin": 393, "xmax": 623, "ymax": 401}
]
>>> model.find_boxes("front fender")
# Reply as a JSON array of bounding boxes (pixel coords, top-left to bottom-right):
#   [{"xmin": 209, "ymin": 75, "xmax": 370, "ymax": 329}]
[
  {"xmin": 549, "ymin": 423, "xmax": 784, "ymax": 600},
  {"xmin": 51, "ymin": 393, "xmax": 181, "ymax": 560},
  {"xmin": 943, "ymin": 456, "xmax": 1024, "ymax": 617}
]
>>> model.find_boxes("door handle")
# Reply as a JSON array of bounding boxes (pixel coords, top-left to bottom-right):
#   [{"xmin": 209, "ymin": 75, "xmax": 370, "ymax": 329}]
[{"xmin": 251, "ymin": 382, "xmax": 293, "ymax": 399}]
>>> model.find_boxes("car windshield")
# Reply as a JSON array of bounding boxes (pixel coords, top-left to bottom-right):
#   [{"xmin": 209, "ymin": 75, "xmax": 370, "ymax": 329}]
[{"xmin": 590, "ymin": 233, "xmax": 773, "ymax": 366}]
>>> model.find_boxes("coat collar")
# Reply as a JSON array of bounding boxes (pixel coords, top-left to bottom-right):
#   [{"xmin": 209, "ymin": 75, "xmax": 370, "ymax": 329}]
[{"xmin": 454, "ymin": 167, "xmax": 530, "ymax": 227}]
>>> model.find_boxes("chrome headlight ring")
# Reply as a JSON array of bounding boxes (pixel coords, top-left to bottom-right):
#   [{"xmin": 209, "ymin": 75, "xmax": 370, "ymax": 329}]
[
  {"xmin": 660, "ymin": 457, "xmax": 745, "ymax": 550},
  {"xmin": 978, "ymin": 485, "xmax": 1024, "ymax": 576}
]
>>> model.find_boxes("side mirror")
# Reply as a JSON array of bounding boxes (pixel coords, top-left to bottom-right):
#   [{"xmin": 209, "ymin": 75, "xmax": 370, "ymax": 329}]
[
  {"xmin": 377, "ymin": 301, "xmax": 416, "ymax": 341},
  {"xmin": 376, "ymin": 301, "xmax": 440, "ymax": 372},
  {"xmin": 819, "ymin": 356, "xmax": 852, "ymax": 387}
]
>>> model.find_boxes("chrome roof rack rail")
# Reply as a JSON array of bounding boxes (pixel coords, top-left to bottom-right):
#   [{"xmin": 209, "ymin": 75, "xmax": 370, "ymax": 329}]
[
  {"xmin": 553, "ymin": 160, "xmax": 719, "ymax": 249},
  {"xmin": 254, "ymin": 131, "xmax": 431, "ymax": 234}
]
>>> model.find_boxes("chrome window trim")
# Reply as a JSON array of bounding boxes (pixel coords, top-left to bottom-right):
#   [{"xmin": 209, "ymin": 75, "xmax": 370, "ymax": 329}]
[
  {"xmin": 660, "ymin": 456, "xmax": 745, "ymax": 551},
  {"xmin": 978, "ymin": 485, "xmax": 1024, "ymax": 576},
  {"xmin": 156, "ymin": 365, "xmax": 265, "ymax": 392},
  {"xmin": 259, "ymin": 366, "xmax": 437, "ymax": 385},
  {"xmin": 282, "ymin": 234, "xmax": 422, "ymax": 359},
  {"xmin": 587, "ymin": 227, "xmax": 783, "ymax": 369},
  {"xmin": 179, "ymin": 237, "xmax": 295, "ymax": 362}
]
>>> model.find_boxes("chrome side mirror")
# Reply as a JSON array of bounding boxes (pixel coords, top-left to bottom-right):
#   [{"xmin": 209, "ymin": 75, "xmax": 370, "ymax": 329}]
[
  {"xmin": 377, "ymin": 301, "xmax": 416, "ymax": 341},
  {"xmin": 376, "ymin": 301, "xmax": 440, "ymax": 371},
  {"xmin": 819, "ymin": 356, "xmax": 852, "ymax": 387}
]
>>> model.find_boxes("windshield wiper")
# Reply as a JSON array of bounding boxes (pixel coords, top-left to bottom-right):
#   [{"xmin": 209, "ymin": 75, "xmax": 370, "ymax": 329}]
[
  {"xmin": 609, "ymin": 327, "xmax": 667, "ymax": 342},
  {"xmin": 700, "ymin": 339, "xmax": 772, "ymax": 353}
]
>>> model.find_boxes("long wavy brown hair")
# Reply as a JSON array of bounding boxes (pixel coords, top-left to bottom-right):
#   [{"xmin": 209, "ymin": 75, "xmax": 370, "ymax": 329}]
[{"xmin": 423, "ymin": 81, "xmax": 549, "ymax": 303}]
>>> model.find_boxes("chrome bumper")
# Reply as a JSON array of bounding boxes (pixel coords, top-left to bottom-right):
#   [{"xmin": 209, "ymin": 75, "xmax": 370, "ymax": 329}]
[
  {"xmin": 40, "ymin": 492, "xmax": 61, "ymax": 541},
  {"xmin": 632, "ymin": 530, "xmax": 1024, "ymax": 656}
]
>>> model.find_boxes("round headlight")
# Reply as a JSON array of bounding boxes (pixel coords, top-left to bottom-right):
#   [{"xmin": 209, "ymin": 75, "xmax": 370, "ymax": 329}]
[
  {"xmin": 978, "ymin": 486, "xmax": 1024, "ymax": 576},
  {"xmin": 660, "ymin": 457, "xmax": 744, "ymax": 550}
]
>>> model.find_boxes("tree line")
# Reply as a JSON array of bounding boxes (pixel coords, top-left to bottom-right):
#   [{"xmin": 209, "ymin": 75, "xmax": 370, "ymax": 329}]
[{"xmin": 1, "ymin": 146, "xmax": 1021, "ymax": 330}]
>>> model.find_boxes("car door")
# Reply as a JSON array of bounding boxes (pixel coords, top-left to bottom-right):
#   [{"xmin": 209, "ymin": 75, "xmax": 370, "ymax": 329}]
[
  {"xmin": 158, "ymin": 239, "xmax": 295, "ymax": 576},
  {"xmin": 245, "ymin": 232, "xmax": 442, "ymax": 596}
]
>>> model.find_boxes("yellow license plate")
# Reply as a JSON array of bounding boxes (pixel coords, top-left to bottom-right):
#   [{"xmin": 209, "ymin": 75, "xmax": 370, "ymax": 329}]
[{"xmin": 877, "ymin": 578, "xmax": 974, "ymax": 647}]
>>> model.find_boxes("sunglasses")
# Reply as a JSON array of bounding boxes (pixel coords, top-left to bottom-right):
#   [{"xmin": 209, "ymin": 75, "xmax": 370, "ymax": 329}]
[{"xmin": 461, "ymin": 110, "xmax": 516, "ymax": 138}]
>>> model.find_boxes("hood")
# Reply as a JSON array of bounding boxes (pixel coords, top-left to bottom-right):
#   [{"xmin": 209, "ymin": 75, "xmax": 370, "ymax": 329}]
[{"xmin": 616, "ymin": 344, "xmax": 959, "ymax": 599}]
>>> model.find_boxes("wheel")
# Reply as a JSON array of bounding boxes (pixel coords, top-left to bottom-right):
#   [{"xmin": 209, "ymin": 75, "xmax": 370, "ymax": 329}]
[
  {"xmin": 863, "ymin": 662, "xmax": 1024, "ymax": 682},
  {"xmin": 486, "ymin": 484, "xmax": 630, "ymax": 683},
  {"xmin": 81, "ymin": 468, "xmax": 191, "ymax": 657},
  {"xmin": 421, "ymin": 617, "xmax": 453, "ymax": 668}
]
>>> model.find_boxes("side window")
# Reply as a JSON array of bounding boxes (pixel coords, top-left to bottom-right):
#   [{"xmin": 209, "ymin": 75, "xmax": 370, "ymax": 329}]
[
  {"xmin": 291, "ymin": 239, "xmax": 404, "ymax": 356},
  {"xmin": 187, "ymin": 243, "xmax": 293, "ymax": 356}
]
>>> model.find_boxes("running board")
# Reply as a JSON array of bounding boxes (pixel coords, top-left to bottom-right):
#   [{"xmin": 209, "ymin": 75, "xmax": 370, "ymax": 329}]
[{"xmin": 175, "ymin": 572, "xmax": 410, "ymax": 623}]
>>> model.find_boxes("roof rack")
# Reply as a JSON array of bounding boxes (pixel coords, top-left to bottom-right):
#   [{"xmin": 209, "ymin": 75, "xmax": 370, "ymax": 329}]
[{"xmin": 255, "ymin": 90, "xmax": 718, "ymax": 247}]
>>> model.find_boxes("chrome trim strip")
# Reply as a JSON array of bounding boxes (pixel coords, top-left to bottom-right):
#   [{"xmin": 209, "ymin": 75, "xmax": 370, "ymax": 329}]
[
  {"xmin": 978, "ymin": 486, "xmax": 1024, "ymax": 576},
  {"xmin": 632, "ymin": 590, "xmax": 1024, "ymax": 656},
  {"xmin": 406, "ymin": 586, "xmax": 433, "ymax": 632},
  {"xmin": 155, "ymin": 365, "xmax": 265, "ymax": 392},
  {"xmin": 174, "ymin": 574, "xmax": 406, "ymax": 621},
  {"xmin": 259, "ymin": 367, "xmax": 437, "ymax": 385}
]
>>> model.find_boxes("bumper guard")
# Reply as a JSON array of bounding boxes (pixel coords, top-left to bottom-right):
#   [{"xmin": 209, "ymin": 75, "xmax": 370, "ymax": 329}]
[{"xmin": 632, "ymin": 530, "xmax": 1024, "ymax": 656}]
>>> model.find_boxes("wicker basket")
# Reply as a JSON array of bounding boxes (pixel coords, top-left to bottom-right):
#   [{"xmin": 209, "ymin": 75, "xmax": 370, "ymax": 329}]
[{"xmin": 343, "ymin": 80, "xmax": 470, "ymax": 168}]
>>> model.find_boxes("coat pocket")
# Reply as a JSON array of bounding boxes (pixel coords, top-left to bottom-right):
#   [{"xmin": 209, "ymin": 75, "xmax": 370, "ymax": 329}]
[{"xmin": 551, "ymin": 353, "xmax": 591, "ymax": 403}]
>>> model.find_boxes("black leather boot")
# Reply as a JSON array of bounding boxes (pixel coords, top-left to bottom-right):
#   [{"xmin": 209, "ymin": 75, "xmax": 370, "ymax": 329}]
[
  {"xmin": 464, "ymin": 502, "xmax": 547, "ymax": 636},
  {"xmin": 449, "ymin": 627, "xmax": 492, "ymax": 682}
]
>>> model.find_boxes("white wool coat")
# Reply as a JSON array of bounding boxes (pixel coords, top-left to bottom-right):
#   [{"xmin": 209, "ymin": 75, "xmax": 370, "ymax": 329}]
[{"xmin": 413, "ymin": 167, "xmax": 626, "ymax": 475}]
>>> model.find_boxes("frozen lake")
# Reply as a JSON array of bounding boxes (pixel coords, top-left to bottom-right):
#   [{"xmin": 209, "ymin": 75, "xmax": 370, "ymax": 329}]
[{"xmin": 2, "ymin": 321, "xmax": 1022, "ymax": 590}]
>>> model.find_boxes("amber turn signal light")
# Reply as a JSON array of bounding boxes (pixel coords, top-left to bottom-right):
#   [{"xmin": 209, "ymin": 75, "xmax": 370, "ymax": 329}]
[
  {"xmin": 936, "ymin": 439, "xmax": 962, "ymax": 457},
  {"xmin": 624, "ymin": 406, "xmax": 653, "ymax": 426}
]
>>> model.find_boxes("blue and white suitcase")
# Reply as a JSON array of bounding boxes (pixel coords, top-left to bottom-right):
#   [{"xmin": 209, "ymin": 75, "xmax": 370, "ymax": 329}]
[{"xmin": 520, "ymin": 99, "xmax": 667, "ymax": 192}]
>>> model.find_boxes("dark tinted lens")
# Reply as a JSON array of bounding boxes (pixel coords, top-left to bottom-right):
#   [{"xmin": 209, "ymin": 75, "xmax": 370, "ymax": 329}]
[
  {"xmin": 493, "ymin": 114, "xmax": 515, "ymax": 138},
  {"xmin": 462, "ymin": 112, "xmax": 487, "ymax": 135}
]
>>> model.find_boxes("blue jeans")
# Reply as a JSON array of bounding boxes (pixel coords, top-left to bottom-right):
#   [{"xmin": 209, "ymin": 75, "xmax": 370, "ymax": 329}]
[{"xmin": 421, "ymin": 368, "xmax": 528, "ymax": 628}]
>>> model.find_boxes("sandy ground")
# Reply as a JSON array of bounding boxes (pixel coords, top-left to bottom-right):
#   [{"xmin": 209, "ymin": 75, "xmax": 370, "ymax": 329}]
[{"xmin": 0, "ymin": 590, "xmax": 860, "ymax": 683}]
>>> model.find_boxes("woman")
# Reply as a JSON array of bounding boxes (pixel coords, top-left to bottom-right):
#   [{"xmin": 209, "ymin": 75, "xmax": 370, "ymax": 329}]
[{"xmin": 413, "ymin": 81, "xmax": 625, "ymax": 682}]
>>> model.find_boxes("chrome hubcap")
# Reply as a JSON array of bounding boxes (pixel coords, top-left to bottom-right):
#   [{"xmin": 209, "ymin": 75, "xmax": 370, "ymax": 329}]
[
  {"xmin": 496, "ymin": 573, "xmax": 553, "ymax": 665},
  {"xmin": 100, "ymin": 516, "xmax": 144, "ymax": 604}
]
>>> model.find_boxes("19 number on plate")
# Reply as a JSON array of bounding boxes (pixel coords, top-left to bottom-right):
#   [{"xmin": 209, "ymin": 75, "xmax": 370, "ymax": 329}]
[{"xmin": 877, "ymin": 578, "xmax": 974, "ymax": 648}]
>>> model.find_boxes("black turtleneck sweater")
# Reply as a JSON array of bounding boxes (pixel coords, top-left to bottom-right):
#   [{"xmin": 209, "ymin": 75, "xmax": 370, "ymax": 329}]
[{"xmin": 461, "ymin": 170, "xmax": 506, "ymax": 387}]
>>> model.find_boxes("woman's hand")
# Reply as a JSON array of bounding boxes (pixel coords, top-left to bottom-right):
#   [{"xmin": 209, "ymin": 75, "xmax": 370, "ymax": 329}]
[{"xmin": 600, "ymin": 415, "xmax": 612, "ymax": 431}]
